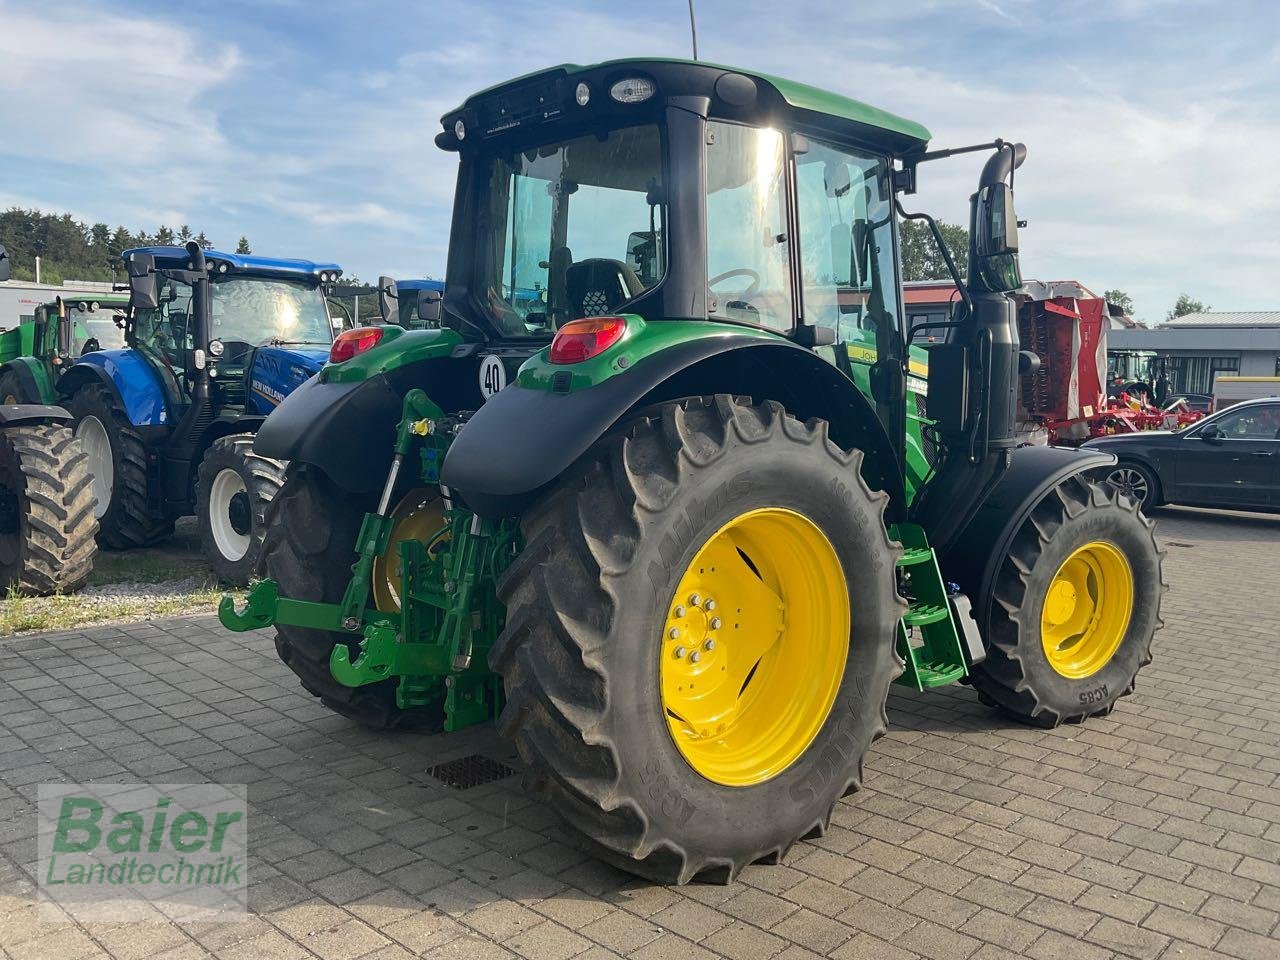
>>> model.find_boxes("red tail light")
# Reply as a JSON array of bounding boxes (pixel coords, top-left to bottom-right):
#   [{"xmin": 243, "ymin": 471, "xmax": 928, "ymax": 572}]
[
  {"xmin": 549, "ymin": 317, "xmax": 627, "ymax": 364},
  {"xmin": 330, "ymin": 326, "xmax": 384, "ymax": 363}
]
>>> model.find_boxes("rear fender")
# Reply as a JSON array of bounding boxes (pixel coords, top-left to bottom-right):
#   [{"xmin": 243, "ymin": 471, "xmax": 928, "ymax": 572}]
[
  {"xmin": 60, "ymin": 350, "xmax": 170, "ymax": 426},
  {"xmin": 441, "ymin": 337, "xmax": 904, "ymax": 519},
  {"xmin": 0, "ymin": 358, "xmax": 51, "ymax": 404},
  {"xmin": 0, "ymin": 403, "xmax": 73, "ymax": 427},
  {"xmin": 936, "ymin": 445, "xmax": 1118, "ymax": 641}
]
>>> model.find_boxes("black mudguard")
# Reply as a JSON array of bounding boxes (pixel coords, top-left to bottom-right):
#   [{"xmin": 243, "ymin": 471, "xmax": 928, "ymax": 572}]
[
  {"xmin": 442, "ymin": 336, "xmax": 904, "ymax": 519},
  {"xmin": 0, "ymin": 403, "xmax": 73, "ymax": 427},
  {"xmin": 253, "ymin": 374, "xmax": 402, "ymax": 493},
  {"xmin": 937, "ymin": 444, "xmax": 1117, "ymax": 639}
]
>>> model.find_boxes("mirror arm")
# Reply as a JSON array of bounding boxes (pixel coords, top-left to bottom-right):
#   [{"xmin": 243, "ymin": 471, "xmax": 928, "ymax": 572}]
[{"xmin": 894, "ymin": 199, "xmax": 972, "ymax": 315}]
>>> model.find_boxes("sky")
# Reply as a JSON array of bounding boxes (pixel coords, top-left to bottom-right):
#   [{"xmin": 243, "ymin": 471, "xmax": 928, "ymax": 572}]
[{"xmin": 1, "ymin": 0, "xmax": 1276, "ymax": 324}]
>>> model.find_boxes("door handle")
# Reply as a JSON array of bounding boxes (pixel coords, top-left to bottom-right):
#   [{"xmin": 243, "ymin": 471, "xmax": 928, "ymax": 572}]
[{"xmin": 1251, "ymin": 451, "xmax": 1275, "ymax": 457}]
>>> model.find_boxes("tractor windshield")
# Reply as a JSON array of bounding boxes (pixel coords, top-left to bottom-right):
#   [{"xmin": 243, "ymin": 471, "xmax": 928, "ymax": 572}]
[
  {"xmin": 476, "ymin": 123, "xmax": 666, "ymax": 337},
  {"xmin": 210, "ymin": 278, "xmax": 333, "ymax": 346}
]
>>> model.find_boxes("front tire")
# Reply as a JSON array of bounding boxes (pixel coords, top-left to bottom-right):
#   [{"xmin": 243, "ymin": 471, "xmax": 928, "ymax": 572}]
[
  {"xmin": 493, "ymin": 396, "xmax": 905, "ymax": 884},
  {"xmin": 970, "ymin": 474, "xmax": 1164, "ymax": 726},
  {"xmin": 195, "ymin": 434, "xmax": 285, "ymax": 584},
  {"xmin": 1, "ymin": 370, "xmax": 30, "ymax": 405},
  {"xmin": 65, "ymin": 382, "xmax": 173, "ymax": 549},
  {"xmin": 0, "ymin": 424, "xmax": 98, "ymax": 595}
]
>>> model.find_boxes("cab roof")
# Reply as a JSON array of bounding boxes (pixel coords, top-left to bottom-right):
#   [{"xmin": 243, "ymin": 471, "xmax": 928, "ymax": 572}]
[
  {"xmin": 395, "ymin": 279, "xmax": 444, "ymax": 292},
  {"xmin": 123, "ymin": 246, "xmax": 342, "ymax": 280},
  {"xmin": 447, "ymin": 56, "xmax": 930, "ymax": 152}
]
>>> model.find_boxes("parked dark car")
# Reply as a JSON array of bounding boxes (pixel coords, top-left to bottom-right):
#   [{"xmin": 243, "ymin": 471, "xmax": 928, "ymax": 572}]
[{"xmin": 1084, "ymin": 397, "xmax": 1280, "ymax": 512}]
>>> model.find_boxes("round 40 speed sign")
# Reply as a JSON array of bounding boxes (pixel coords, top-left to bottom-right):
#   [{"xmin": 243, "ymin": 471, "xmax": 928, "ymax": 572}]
[{"xmin": 478, "ymin": 354, "xmax": 507, "ymax": 400}]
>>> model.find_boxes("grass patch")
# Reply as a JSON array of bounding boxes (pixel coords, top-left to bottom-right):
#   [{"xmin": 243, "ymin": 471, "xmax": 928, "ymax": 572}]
[{"xmin": 2, "ymin": 519, "xmax": 227, "ymax": 636}]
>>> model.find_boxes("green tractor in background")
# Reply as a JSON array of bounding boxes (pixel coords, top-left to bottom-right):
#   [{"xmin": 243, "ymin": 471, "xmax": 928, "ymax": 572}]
[
  {"xmin": 0, "ymin": 245, "xmax": 98, "ymax": 594},
  {"xmin": 223, "ymin": 59, "xmax": 1164, "ymax": 884},
  {"xmin": 0, "ymin": 292, "xmax": 130, "ymax": 405}
]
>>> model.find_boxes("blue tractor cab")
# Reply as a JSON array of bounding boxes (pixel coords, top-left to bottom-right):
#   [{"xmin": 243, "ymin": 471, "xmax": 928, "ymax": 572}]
[{"xmin": 60, "ymin": 241, "xmax": 342, "ymax": 581}]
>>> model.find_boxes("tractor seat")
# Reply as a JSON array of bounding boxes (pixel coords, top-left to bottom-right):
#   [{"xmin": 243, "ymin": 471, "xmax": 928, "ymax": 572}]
[{"xmin": 565, "ymin": 259, "xmax": 644, "ymax": 319}]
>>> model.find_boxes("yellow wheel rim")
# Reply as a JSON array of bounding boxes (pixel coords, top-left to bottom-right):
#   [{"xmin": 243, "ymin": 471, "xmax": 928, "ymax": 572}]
[
  {"xmin": 660, "ymin": 507, "xmax": 849, "ymax": 787},
  {"xmin": 371, "ymin": 489, "xmax": 446, "ymax": 612},
  {"xmin": 1040, "ymin": 540, "xmax": 1134, "ymax": 679}
]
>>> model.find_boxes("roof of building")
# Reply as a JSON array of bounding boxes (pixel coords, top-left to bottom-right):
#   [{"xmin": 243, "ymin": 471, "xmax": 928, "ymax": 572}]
[{"xmin": 1163, "ymin": 311, "xmax": 1280, "ymax": 328}]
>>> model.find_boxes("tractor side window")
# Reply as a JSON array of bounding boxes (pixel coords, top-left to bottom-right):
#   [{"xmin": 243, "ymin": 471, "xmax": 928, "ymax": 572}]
[
  {"xmin": 484, "ymin": 123, "xmax": 666, "ymax": 336},
  {"xmin": 705, "ymin": 123, "xmax": 793, "ymax": 331},
  {"xmin": 795, "ymin": 141, "xmax": 899, "ymax": 353},
  {"xmin": 133, "ymin": 275, "xmax": 193, "ymax": 378}
]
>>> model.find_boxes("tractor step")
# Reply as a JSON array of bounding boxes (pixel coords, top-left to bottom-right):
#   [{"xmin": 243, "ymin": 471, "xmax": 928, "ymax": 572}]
[{"xmin": 889, "ymin": 523, "xmax": 972, "ymax": 692}]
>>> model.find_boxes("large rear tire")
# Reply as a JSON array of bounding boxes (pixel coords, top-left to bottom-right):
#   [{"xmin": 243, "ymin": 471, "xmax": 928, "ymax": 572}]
[
  {"xmin": 195, "ymin": 434, "xmax": 285, "ymax": 585},
  {"xmin": 0, "ymin": 423, "xmax": 98, "ymax": 595},
  {"xmin": 492, "ymin": 396, "xmax": 905, "ymax": 884},
  {"xmin": 65, "ymin": 382, "xmax": 173, "ymax": 549},
  {"xmin": 970, "ymin": 473, "xmax": 1164, "ymax": 726},
  {"xmin": 261, "ymin": 464, "xmax": 441, "ymax": 729}
]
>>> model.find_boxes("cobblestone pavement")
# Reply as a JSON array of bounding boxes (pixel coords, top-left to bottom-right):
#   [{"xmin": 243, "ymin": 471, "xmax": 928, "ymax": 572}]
[{"xmin": 1, "ymin": 506, "xmax": 1278, "ymax": 960}]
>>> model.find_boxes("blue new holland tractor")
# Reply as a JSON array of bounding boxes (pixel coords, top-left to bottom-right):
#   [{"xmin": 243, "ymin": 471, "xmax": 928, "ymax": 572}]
[{"xmin": 58, "ymin": 241, "xmax": 343, "ymax": 582}]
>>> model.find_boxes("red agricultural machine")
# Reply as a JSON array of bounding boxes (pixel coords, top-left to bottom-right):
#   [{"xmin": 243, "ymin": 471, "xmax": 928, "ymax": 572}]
[{"xmin": 1015, "ymin": 281, "xmax": 1202, "ymax": 446}]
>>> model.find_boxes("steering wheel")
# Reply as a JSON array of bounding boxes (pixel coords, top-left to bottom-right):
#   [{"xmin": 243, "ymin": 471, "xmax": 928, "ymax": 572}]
[{"xmin": 709, "ymin": 268, "xmax": 761, "ymax": 300}]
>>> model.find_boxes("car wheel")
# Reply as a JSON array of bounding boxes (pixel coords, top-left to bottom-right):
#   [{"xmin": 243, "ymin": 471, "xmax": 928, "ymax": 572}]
[{"xmin": 1105, "ymin": 461, "xmax": 1160, "ymax": 511}]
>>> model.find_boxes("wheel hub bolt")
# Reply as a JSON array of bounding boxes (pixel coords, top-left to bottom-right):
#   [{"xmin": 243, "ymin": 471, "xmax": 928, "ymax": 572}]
[
  {"xmin": 674, "ymin": 646, "xmax": 687, "ymax": 658},
  {"xmin": 342, "ymin": 617, "xmax": 360, "ymax": 631},
  {"xmin": 674, "ymin": 605, "xmax": 686, "ymax": 618},
  {"xmin": 690, "ymin": 651, "xmax": 701, "ymax": 663},
  {"xmin": 689, "ymin": 593, "xmax": 701, "ymax": 606},
  {"xmin": 705, "ymin": 599, "xmax": 716, "ymax": 611},
  {"xmin": 709, "ymin": 617, "xmax": 722, "ymax": 630},
  {"xmin": 704, "ymin": 639, "xmax": 715, "ymax": 651},
  {"xmin": 668, "ymin": 627, "xmax": 680, "ymax": 640}
]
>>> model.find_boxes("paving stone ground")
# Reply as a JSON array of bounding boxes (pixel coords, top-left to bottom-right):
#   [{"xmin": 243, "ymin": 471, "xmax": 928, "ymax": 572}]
[{"xmin": 1, "ymin": 505, "xmax": 1278, "ymax": 960}]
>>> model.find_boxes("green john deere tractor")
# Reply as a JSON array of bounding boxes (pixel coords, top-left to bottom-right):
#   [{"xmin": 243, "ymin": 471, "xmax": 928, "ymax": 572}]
[
  {"xmin": 0, "ymin": 246, "xmax": 99, "ymax": 594},
  {"xmin": 222, "ymin": 59, "xmax": 1164, "ymax": 884},
  {"xmin": 0, "ymin": 292, "xmax": 130, "ymax": 405}
]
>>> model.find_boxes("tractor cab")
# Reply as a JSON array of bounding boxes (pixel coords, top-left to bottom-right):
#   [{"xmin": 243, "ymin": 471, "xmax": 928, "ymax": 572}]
[
  {"xmin": 121, "ymin": 245, "xmax": 341, "ymax": 416},
  {"xmin": 40, "ymin": 294, "xmax": 129, "ymax": 358}
]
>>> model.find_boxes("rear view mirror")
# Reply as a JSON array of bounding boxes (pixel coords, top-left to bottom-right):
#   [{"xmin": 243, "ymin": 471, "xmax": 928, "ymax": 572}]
[
  {"xmin": 0, "ymin": 244, "xmax": 10, "ymax": 282},
  {"xmin": 377, "ymin": 276, "xmax": 398, "ymax": 325},
  {"xmin": 126, "ymin": 253, "xmax": 158, "ymax": 310},
  {"xmin": 417, "ymin": 289, "xmax": 443, "ymax": 325},
  {"xmin": 976, "ymin": 182, "xmax": 1019, "ymax": 258}
]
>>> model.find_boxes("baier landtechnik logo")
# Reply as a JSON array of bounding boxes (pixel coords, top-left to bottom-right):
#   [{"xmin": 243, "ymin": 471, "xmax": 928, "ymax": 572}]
[{"xmin": 38, "ymin": 783, "xmax": 247, "ymax": 923}]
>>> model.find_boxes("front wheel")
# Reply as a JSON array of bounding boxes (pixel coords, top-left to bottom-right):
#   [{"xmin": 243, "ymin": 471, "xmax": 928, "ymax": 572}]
[
  {"xmin": 971, "ymin": 474, "xmax": 1164, "ymax": 726},
  {"xmin": 65, "ymin": 382, "xmax": 173, "ymax": 549},
  {"xmin": 1103, "ymin": 460, "xmax": 1160, "ymax": 511},
  {"xmin": 492, "ymin": 396, "xmax": 905, "ymax": 884},
  {"xmin": 195, "ymin": 434, "xmax": 285, "ymax": 584}
]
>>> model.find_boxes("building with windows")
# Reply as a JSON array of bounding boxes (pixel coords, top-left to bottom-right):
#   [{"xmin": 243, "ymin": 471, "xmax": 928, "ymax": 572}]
[{"xmin": 1108, "ymin": 312, "xmax": 1280, "ymax": 395}]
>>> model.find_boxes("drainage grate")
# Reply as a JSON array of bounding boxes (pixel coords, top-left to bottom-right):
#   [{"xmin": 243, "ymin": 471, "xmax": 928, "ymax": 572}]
[{"xmin": 427, "ymin": 754, "xmax": 514, "ymax": 790}]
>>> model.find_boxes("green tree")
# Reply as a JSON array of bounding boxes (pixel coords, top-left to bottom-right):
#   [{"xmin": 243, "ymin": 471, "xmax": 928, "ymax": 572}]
[
  {"xmin": 235, "ymin": 235, "xmax": 251, "ymax": 254},
  {"xmin": 178, "ymin": 224, "xmax": 193, "ymax": 243},
  {"xmin": 1167, "ymin": 294, "xmax": 1209, "ymax": 321},
  {"xmin": 1103, "ymin": 289, "xmax": 1134, "ymax": 316},
  {"xmin": 899, "ymin": 218, "xmax": 968, "ymax": 282}
]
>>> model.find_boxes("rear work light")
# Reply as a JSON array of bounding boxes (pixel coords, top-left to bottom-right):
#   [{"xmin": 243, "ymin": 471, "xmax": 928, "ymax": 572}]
[
  {"xmin": 330, "ymin": 326, "xmax": 384, "ymax": 363},
  {"xmin": 549, "ymin": 317, "xmax": 627, "ymax": 364}
]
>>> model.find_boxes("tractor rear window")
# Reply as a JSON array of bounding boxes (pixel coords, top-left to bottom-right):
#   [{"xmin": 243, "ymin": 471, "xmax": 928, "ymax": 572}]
[{"xmin": 479, "ymin": 123, "xmax": 666, "ymax": 338}]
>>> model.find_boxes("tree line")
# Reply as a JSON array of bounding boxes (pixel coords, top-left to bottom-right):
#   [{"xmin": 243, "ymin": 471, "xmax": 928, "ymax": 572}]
[{"xmin": 0, "ymin": 207, "xmax": 252, "ymax": 285}]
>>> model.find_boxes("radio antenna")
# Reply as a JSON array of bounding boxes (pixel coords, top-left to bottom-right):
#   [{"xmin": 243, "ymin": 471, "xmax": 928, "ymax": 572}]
[{"xmin": 687, "ymin": 0, "xmax": 699, "ymax": 60}]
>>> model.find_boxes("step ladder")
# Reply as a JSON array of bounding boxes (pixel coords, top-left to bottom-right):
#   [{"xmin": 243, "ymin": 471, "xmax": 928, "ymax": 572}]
[{"xmin": 890, "ymin": 523, "xmax": 970, "ymax": 690}]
